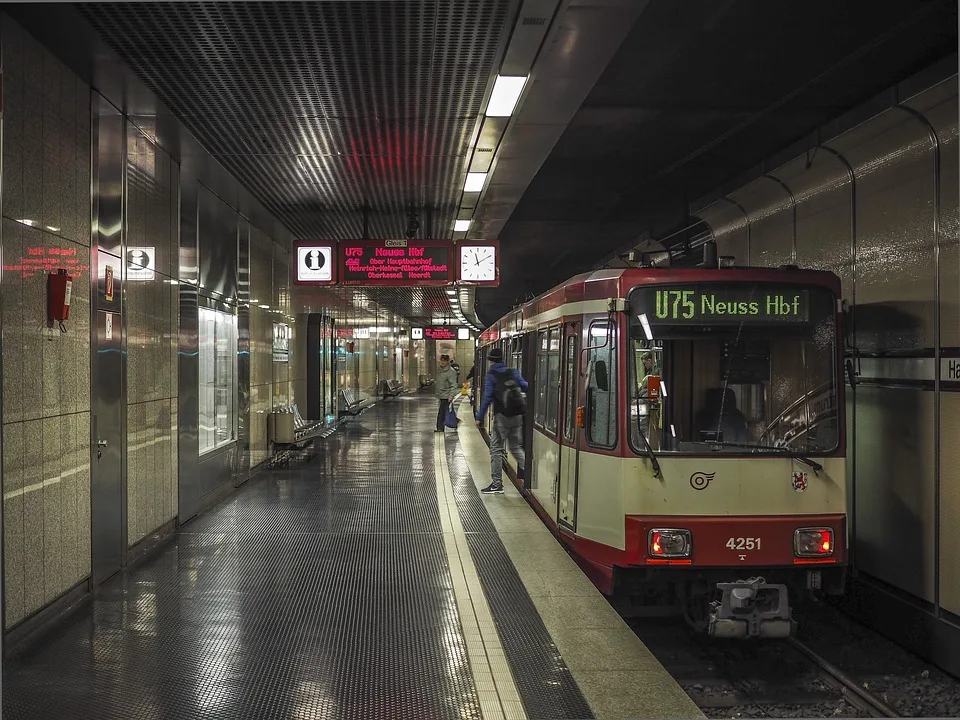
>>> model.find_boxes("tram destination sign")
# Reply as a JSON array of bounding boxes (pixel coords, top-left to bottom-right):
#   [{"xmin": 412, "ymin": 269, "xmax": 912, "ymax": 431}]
[
  {"xmin": 636, "ymin": 285, "xmax": 811, "ymax": 324},
  {"xmin": 339, "ymin": 239, "xmax": 453, "ymax": 286}
]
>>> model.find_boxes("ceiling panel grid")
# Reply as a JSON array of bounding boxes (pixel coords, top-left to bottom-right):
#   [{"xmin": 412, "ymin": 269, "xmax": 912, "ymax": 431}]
[{"xmin": 77, "ymin": 1, "xmax": 513, "ymax": 241}]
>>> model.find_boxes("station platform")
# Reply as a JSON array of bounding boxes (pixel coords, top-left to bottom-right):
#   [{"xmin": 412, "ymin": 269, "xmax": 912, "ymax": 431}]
[{"xmin": 3, "ymin": 395, "xmax": 701, "ymax": 720}]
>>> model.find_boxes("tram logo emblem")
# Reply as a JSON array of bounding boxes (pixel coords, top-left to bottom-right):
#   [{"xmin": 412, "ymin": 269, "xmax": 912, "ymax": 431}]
[
  {"xmin": 792, "ymin": 472, "xmax": 808, "ymax": 492},
  {"xmin": 690, "ymin": 471, "xmax": 715, "ymax": 490}
]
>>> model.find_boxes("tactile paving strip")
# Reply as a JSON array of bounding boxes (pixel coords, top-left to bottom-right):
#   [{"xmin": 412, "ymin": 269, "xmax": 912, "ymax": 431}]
[
  {"xmin": 4, "ymin": 398, "xmax": 481, "ymax": 720},
  {"xmin": 445, "ymin": 439, "xmax": 595, "ymax": 719}
]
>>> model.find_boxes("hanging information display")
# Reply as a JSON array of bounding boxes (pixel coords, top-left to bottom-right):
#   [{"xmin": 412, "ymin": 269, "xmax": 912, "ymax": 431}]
[
  {"xmin": 421, "ymin": 326, "xmax": 460, "ymax": 340},
  {"xmin": 339, "ymin": 239, "xmax": 452, "ymax": 286}
]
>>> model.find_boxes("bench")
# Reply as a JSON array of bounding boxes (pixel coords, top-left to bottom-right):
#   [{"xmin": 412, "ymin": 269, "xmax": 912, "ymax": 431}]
[
  {"xmin": 270, "ymin": 404, "xmax": 330, "ymax": 447},
  {"xmin": 382, "ymin": 379, "xmax": 405, "ymax": 398},
  {"xmin": 340, "ymin": 388, "xmax": 370, "ymax": 418}
]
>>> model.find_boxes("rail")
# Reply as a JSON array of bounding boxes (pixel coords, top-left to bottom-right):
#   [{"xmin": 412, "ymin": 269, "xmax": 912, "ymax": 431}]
[{"xmin": 788, "ymin": 637, "xmax": 900, "ymax": 717}]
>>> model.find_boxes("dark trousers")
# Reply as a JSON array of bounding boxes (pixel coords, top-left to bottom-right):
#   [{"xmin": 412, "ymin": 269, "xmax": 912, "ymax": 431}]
[{"xmin": 436, "ymin": 399, "xmax": 449, "ymax": 431}]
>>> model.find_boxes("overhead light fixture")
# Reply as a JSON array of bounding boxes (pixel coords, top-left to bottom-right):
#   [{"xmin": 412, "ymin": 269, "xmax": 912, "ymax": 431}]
[
  {"xmin": 486, "ymin": 75, "xmax": 527, "ymax": 117},
  {"xmin": 454, "ymin": 219, "xmax": 471, "ymax": 232},
  {"xmin": 259, "ymin": 304, "xmax": 270, "ymax": 309},
  {"xmin": 464, "ymin": 173, "xmax": 486, "ymax": 192},
  {"xmin": 638, "ymin": 313, "xmax": 653, "ymax": 341}
]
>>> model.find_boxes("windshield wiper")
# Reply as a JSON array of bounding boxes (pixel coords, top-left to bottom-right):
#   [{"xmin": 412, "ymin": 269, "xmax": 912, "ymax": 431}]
[
  {"xmin": 698, "ymin": 441, "xmax": 824, "ymax": 474},
  {"xmin": 635, "ymin": 419, "xmax": 663, "ymax": 479}
]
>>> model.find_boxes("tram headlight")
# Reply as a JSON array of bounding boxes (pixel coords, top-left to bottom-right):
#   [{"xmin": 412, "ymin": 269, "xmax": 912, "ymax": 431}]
[
  {"xmin": 794, "ymin": 527, "xmax": 834, "ymax": 557},
  {"xmin": 648, "ymin": 529, "xmax": 691, "ymax": 558}
]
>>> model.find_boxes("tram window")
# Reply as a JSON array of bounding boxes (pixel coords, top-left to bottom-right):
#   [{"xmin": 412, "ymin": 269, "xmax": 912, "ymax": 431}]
[
  {"xmin": 563, "ymin": 333, "xmax": 577, "ymax": 443},
  {"xmin": 586, "ymin": 320, "xmax": 617, "ymax": 448},
  {"xmin": 544, "ymin": 328, "xmax": 562, "ymax": 434},
  {"xmin": 627, "ymin": 283, "xmax": 840, "ymax": 455},
  {"xmin": 511, "ymin": 337, "xmax": 523, "ymax": 370},
  {"xmin": 535, "ymin": 330, "xmax": 549, "ymax": 428}
]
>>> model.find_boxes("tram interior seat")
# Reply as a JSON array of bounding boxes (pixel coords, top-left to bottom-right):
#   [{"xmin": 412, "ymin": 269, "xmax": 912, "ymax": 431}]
[{"xmin": 693, "ymin": 388, "xmax": 749, "ymax": 445}]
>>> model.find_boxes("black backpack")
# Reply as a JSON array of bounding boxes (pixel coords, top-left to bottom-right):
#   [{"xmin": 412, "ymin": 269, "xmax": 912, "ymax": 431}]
[{"xmin": 493, "ymin": 369, "xmax": 525, "ymax": 416}]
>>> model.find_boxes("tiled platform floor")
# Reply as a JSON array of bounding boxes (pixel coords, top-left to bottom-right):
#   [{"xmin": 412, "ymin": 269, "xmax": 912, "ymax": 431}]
[{"xmin": 3, "ymin": 395, "xmax": 597, "ymax": 719}]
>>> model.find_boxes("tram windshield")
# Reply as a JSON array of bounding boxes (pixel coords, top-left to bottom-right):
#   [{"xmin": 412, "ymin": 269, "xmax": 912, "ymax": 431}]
[{"xmin": 628, "ymin": 283, "xmax": 840, "ymax": 455}]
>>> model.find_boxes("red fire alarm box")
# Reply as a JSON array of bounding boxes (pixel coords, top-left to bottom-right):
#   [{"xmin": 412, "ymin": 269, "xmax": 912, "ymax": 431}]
[{"xmin": 48, "ymin": 269, "xmax": 73, "ymax": 329}]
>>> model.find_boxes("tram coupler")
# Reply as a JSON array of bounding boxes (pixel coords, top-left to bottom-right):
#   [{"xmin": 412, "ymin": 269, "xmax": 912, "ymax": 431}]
[{"xmin": 707, "ymin": 576, "xmax": 795, "ymax": 639}]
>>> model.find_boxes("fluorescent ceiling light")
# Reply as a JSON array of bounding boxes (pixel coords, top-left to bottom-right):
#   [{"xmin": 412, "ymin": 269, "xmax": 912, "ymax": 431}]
[
  {"xmin": 486, "ymin": 75, "xmax": 527, "ymax": 117},
  {"xmin": 464, "ymin": 173, "xmax": 486, "ymax": 192},
  {"xmin": 638, "ymin": 313, "xmax": 653, "ymax": 341},
  {"xmin": 259, "ymin": 304, "xmax": 270, "ymax": 309},
  {"xmin": 454, "ymin": 219, "xmax": 471, "ymax": 232}
]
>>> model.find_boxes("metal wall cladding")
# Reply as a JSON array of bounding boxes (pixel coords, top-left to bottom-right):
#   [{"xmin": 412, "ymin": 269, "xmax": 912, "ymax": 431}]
[
  {"xmin": 777, "ymin": 151, "xmax": 854, "ymax": 291},
  {"xmin": 198, "ymin": 184, "xmax": 239, "ymax": 302},
  {"xmin": 177, "ymin": 173, "xmax": 201, "ymax": 523},
  {"xmin": 728, "ymin": 175, "xmax": 797, "ymax": 267},
  {"xmin": 693, "ymin": 77, "xmax": 959, "ymax": 619},
  {"xmin": 125, "ymin": 124, "xmax": 180, "ymax": 547},
  {"xmin": 854, "ymin": 387, "xmax": 936, "ymax": 601},
  {"xmin": 904, "ymin": 83, "xmax": 960, "ymax": 349},
  {"xmin": 940, "ymin": 393, "xmax": 960, "ymax": 615},
  {"xmin": 901, "ymin": 81, "xmax": 960, "ymax": 617},
  {"xmin": 697, "ymin": 200, "xmax": 750, "ymax": 264},
  {"xmin": 830, "ymin": 110, "xmax": 937, "ymax": 354},
  {"xmin": 1, "ymin": 18, "xmax": 93, "ymax": 628}
]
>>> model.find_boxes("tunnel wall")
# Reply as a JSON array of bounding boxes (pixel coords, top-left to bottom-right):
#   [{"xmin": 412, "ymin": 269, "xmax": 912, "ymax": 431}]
[
  {"xmin": 0, "ymin": 17, "xmax": 94, "ymax": 628},
  {"xmin": 695, "ymin": 75, "xmax": 960, "ymax": 649}
]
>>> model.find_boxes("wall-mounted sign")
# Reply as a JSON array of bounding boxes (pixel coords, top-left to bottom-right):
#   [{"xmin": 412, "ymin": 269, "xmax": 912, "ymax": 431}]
[
  {"xmin": 457, "ymin": 327, "xmax": 471, "ymax": 340},
  {"xmin": 273, "ymin": 323, "xmax": 290, "ymax": 362},
  {"xmin": 340, "ymin": 239, "xmax": 452, "ymax": 286},
  {"xmin": 336, "ymin": 328, "xmax": 352, "ymax": 338},
  {"xmin": 411, "ymin": 327, "xmax": 424, "ymax": 340},
  {"xmin": 456, "ymin": 240, "xmax": 500, "ymax": 286},
  {"xmin": 126, "ymin": 246, "xmax": 155, "ymax": 281},
  {"xmin": 353, "ymin": 328, "xmax": 371, "ymax": 339},
  {"xmin": 294, "ymin": 243, "xmax": 336, "ymax": 285}
]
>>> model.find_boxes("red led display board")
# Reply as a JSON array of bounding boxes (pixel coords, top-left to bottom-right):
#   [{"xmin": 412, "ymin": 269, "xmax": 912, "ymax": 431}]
[
  {"xmin": 423, "ymin": 326, "xmax": 458, "ymax": 340},
  {"xmin": 339, "ymin": 239, "xmax": 452, "ymax": 286}
]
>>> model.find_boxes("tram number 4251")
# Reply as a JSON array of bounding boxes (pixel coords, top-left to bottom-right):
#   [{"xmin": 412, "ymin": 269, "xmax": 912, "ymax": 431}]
[{"xmin": 726, "ymin": 537, "xmax": 761, "ymax": 550}]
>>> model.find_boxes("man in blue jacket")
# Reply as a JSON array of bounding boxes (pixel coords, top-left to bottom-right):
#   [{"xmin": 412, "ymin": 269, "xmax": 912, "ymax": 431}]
[{"xmin": 475, "ymin": 348, "xmax": 528, "ymax": 494}]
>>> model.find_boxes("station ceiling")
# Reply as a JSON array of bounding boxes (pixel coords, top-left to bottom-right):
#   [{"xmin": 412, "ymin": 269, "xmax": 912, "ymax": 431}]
[{"xmin": 9, "ymin": 0, "xmax": 958, "ymax": 327}]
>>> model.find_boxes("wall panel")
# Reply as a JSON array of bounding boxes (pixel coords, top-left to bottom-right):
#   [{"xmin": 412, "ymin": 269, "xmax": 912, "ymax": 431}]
[
  {"xmin": 125, "ymin": 124, "xmax": 179, "ymax": 547},
  {"xmin": 728, "ymin": 177, "xmax": 794, "ymax": 267},
  {"xmin": 1, "ymin": 18, "xmax": 92, "ymax": 627}
]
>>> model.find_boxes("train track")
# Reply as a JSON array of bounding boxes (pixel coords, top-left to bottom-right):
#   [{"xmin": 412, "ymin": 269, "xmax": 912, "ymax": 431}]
[
  {"xmin": 630, "ymin": 618, "xmax": 900, "ymax": 717},
  {"xmin": 787, "ymin": 637, "xmax": 899, "ymax": 718}
]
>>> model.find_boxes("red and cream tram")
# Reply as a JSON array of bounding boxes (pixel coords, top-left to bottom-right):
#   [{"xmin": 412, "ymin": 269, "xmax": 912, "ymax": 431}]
[{"xmin": 476, "ymin": 265, "xmax": 847, "ymax": 638}]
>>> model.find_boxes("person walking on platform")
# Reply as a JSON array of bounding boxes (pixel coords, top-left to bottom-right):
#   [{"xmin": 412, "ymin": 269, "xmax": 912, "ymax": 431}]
[
  {"xmin": 435, "ymin": 354, "xmax": 459, "ymax": 433},
  {"xmin": 475, "ymin": 348, "xmax": 527, "ymax": 494}
]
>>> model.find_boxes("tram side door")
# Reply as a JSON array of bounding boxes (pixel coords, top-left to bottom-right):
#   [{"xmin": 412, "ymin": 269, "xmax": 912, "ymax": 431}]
[{"xmin": 557, "ymin": 323, "xmax": 580, "ymax": 529}]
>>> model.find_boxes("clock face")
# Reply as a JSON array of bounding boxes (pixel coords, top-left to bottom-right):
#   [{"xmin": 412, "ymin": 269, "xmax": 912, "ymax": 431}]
[{"xmin": 459, "ymin": 244, "xmax": 497, "ymax": 282}]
